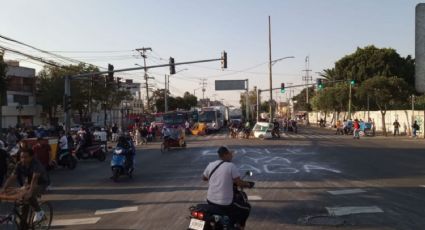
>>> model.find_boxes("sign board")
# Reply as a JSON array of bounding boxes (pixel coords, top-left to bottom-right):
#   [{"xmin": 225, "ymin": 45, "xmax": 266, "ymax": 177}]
[
  {"xmin": 215, "ymin": 80, "xmax": 246, "ymax": 91},
  {"xmin": 416, "ymin": 3, "xmax": 425, "ymax": 93}
]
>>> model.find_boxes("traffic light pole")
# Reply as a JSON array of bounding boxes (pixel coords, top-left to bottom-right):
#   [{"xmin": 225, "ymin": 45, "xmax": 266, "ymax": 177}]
[
  {"xmin": 348, "ymin": 82, "xmax": 352, "ymax": 119},
  {"xmin": 65, "ymin": 55, "xmax": 226, "ymax": 132},
  {"xmin": 64, "ymin": 76, "xmax": 71, "ymax": 133}
]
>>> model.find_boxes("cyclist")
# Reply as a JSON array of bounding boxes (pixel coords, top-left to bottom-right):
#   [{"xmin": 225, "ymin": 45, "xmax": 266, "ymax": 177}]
[{"xmin": 1, "ymin": 148, "xmax": 50, "ymax": 223}]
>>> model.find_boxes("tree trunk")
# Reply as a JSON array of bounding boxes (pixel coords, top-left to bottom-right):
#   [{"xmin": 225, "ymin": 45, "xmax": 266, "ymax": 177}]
[{"xmin": 381, "ymin": 111, "xmax": 387, "ymax": 136}]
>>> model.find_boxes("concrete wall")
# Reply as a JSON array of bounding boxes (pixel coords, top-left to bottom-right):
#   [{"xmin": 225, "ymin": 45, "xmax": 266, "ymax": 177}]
[{"xmin": 308, "ymin": 110, "xmax": 425, "ymax": 137}]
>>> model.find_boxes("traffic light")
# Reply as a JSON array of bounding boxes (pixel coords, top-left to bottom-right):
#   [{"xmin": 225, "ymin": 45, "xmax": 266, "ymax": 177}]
[
  {"xmin": 280, "ymin": 83, "xmax": 285, "ymax": 93},
  {"xmin": 221, "ymin": 51, "xmax": 227, "ymax": 69},
  {"xmin": 108, "ymin": 64, "xmax": 114, "ymax": 82},
  {"xmin": 63, "ymin": 95, "xmax": 72, "ymax": 111},
  {"xmin": 169, "ymin": 57, "xmax": 176, "ymax": 75},
  {"xmin": 117, "ymin": 77, "xmax": 121, "ymax": 88},
  {"xmin": 350, "ymin": 79, "xmax": 355, "ymax": 85},
  {"xmin": 316, "ymin": 79, "xmax": 323, "ymax": 90}
]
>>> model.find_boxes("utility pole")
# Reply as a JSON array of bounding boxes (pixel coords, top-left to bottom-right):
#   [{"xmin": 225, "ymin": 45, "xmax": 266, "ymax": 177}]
[
  {"xmin": 200, "ymin": 78, "xmax": 207, "ymax": 100},
  {"xmin": 64, "ymin": 76, "xmax": 71, "ymax": 133},
  {"xmin": 164, "ymin": 74, "xmax": 168, "ymax": 112},
  {"xmin": 256, "ymin": 87, "xmax": 260, "ymax": 122},
  {"xmin": 245, "ymin": 79, "xmax": 250, "ymax": 122},
  {"xmin": 302, "ymin": 56, "xmax": 312, "ymax": 104},
  {"xmin": 268, "ymin": 16, "xmax": 273, "ymax": 122},
  {"xmin": 136, "ymin": 47, "xmax": 152, "ymax": 112},
  {"xmin": 348, "ymin": 82, "xmax": 352, "ymax": 119}
]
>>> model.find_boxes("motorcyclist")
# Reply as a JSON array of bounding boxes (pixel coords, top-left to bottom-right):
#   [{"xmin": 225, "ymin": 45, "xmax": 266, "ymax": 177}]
[
  {"xmin": 116, "ymin": 136, "xmax": 135, "ymax": 169},
  {"xmin": 202, "ymin": 146, "xmax": 253, "ymax": 229},
  {"xmin": 272, "ymin": 119, "xmax": 280, "ymax": 136}
]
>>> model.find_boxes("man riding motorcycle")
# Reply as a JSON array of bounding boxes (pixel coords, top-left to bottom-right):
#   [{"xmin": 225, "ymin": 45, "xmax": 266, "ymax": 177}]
[
  {"xmin": 116, "ymin": 135, "xmax": 135, "ymax": 169},
  {"xmin": 202, "ymin": 146, "xmax": 254, "ymax": 230}
]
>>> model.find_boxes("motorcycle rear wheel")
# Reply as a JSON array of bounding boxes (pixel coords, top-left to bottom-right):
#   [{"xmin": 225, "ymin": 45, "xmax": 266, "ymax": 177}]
[
  {"xmin": 97, "ymin": 151, "xmax": 106, "ymax": 162},
  {"xmin": 112, "ymin": 168, "xmax": 120, "ymax": 182},
  {"xmin": 67, "ymin": 156, "xmax": 77, "ymax": 170}
]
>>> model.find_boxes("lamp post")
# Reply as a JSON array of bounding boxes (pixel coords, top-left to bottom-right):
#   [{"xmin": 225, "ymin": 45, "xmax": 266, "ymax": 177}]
[{"xmin": 268, "ymin": 56, "xmax": 295, "ymax": 122}]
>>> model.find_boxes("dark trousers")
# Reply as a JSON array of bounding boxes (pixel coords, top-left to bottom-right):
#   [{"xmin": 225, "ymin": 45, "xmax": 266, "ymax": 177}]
[{"xmin": 207, "ymin": 200, "xmax": 250, "ymax": 227}]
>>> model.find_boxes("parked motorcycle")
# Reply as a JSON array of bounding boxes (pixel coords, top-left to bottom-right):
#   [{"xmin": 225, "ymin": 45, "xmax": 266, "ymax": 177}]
[
  {"xmin": 74, "ymin": 144, "xmax": 106, "ymax": 161},
  {"xmin": 187, "ymin": 171, "xmax": 254, "ymax": 230},
  {"xmin": 110, "ymin": 147, "xmax": 134, "ymax": 182}
]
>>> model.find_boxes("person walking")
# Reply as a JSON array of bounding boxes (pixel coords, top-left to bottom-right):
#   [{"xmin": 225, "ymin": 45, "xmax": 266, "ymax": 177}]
[
  {"xmin": 412, "ymin": 120, "xmax": 420, "ymax": 138},
  {"xmin": 393, "ymin": 119, "xmax": 400, "ymax": 136},
  {"xmin": 353, "ymin": 119, "xmax": 360, "ymax": 139},
  {"xmin": 111, "ymin": 123, "xmax": 118, "ymax": 142}
]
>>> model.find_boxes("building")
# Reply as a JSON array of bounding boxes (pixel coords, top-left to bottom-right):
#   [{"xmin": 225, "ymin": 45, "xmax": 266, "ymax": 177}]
[
  {"xmin": 122, "ymin": 79, "xmax": 143, "ymax": 114},
  {"xmin": 1, "ymin": 61, "xmax": 42, "ymax": 128}
]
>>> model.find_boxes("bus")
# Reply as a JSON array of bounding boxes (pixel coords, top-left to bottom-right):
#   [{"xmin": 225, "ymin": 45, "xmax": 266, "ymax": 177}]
[{"xmin": 198, "ymin": 108, "xmax": 223, "ymax": 132}]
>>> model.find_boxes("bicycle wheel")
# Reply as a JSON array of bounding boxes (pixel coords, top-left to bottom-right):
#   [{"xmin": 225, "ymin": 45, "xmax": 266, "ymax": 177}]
[
  {"xmin": 1, "ymin": 217, "xmax": 19, "ymax": 230},
  {"xmin": 30, "ymin": 201, "xmax": 53, "ymax": 230}
]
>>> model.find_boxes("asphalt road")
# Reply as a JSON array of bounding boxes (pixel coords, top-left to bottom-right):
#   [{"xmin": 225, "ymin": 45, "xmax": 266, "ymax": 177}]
[{"xmin": 6, "ymin": 126, "xmax": 425, "ymax": 230}]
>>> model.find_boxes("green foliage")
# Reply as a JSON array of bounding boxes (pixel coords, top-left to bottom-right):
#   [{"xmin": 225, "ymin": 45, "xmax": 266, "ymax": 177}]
[
  {"xmin": 356, "ymin": 76, "xmax": 410, "ymax": 112},
  {"xmin": 356, "ymin": 76, "xmax": 410, "ymax": 135},
  {"xmin": 292, "ymin": 87, "xmax": 314, "ymax": 111},
  {"xmin": 37, "ymin": 64, "xmax": 132, "ymax": 123},
  {"xmin": 154, "ymin": 90, "xmax": 197, "ymax": 112},
  {"xmin": 333, "ymin": 45, "xmax": 414, "ymax": 86},
  {"xmin": 239, "ymin": 89, "xmax": 258, "ymax": 118},
  {"xmin": 312, "ymin": 84, "xmax": 350, "ymax": 113}
]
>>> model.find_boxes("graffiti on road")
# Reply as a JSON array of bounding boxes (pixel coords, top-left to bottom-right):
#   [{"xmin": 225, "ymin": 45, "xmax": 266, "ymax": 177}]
[{"xmin": 201, "ymin": 147, "xmax": 341, "ymax": 175}]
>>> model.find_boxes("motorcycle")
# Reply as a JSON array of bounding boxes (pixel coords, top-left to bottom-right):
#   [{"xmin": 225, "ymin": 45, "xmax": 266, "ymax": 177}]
[
  {"xmin": 110, "ymin": 147, "xmax": 134, "ymax": 182},
  {"xmin": 271, "ymin": 127, "xmax": 281, "ymax": 138},
  {"xmin": 188, "ymin": 171, "xmax": 254, "ymax": 230},
  {"xmin": 55, "ymin": 149, "xmax": 77, "ymax": 170},
  {"xmin": 161, "ymin": 136, "xmax": 186, "ymax": 153},
  {"xmin": 74, "ymin": 143, "xmax": 106, "ymax": 161}
]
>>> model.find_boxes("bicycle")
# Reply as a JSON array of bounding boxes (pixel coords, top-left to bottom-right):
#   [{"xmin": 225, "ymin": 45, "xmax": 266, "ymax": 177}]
[{"xmin": 0, "ymin": 188, "xmax": 53, "ymax": 230}]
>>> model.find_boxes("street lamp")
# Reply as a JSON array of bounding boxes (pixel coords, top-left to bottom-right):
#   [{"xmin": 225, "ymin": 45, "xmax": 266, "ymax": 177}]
[{"xmin": 269, "ymin": 56, "xmax": 295, "ymax": 122}]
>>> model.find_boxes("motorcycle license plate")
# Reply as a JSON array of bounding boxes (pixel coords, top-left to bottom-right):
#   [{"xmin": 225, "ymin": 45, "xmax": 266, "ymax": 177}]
[{"xmin": 188, "ymin": 218, "xmax": 205, "ymax": 230}]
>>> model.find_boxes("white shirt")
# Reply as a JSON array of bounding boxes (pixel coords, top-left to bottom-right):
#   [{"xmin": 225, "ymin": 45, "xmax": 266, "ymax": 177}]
[
  {"xmin": 203, "ymin": 160, "xmax": 240, "ymax": 205},
  {"xmin": 59, "ymin": 135, "xmax": 68, "ymax": 150},
  {"xmin": 94, "ymin": 131, "xmax": 107, "ymax": 142}
]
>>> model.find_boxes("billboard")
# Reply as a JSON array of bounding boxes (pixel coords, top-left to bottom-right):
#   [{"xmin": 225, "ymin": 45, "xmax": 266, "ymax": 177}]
[{"xmin": 215, "ymin": 80, "xmax": 246, "ymax": 91}]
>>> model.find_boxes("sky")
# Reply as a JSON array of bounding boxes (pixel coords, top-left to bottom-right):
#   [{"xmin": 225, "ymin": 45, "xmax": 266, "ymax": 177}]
[{"xmin": 0, "ymin": 0, "xmax": 422, "ymax": 106}]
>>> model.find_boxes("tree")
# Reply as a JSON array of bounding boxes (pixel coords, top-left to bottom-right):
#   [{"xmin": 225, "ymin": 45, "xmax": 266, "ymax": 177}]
[
  {"xmin": 356, "ymin": 76, "xmax": 410, "ymax": 135},
  {"xmin": 153, "ymin": 90, "xmax": 197, "ymax": 112},
  {"xmin": 292, "ymin": 87, "xmax": 314, "ymax": 112},
  {"xmin": 0, "ymin": 53, "xmax": 7, "ymax": 129},
  {"xmin": 239, "ymin": 90, "xmax": 258, "ymax": 119},
  {"xmin": 333, "ymin": 45, "xmax": 415, "ymax": 86}
]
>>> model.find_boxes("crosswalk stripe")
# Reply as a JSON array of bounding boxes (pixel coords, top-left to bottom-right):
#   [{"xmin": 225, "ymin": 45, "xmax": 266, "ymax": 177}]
[
  {"xmin": 326, "ymin": 206, "xmax": 383, "ymax": 216},
  {"xmin": 51, "ymin": 217, "xmax": 101, "ymax": 226},
  {"xmin": 95, "ymin": 206, "xmax": 138, "ymax": 215}
]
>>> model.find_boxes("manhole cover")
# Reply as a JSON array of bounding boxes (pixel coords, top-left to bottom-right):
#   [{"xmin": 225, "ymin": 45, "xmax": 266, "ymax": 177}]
[{"xmin": 298, "ymin": 215, "xmax": 347, "ymax": 226}]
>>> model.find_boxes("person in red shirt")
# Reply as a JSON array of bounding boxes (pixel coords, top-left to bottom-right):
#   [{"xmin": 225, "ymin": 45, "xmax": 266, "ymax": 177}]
[
  {"xmin": 353, "ymin": 119, "xmax": 360, "ymax": 139},
  {"xmin": 32, "ymin": 137, "xmax": 52, "ymax": 170}
]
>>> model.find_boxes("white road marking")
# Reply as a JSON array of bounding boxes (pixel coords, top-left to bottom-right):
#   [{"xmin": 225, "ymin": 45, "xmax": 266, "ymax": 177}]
[
  {"xmin": 327, "ymin": 189, "xmax": 366, "ymax": 195},
  {"xmin": 294, "ymin": 182, "xmax": 303, "ymax": 187},
  {"xmin": 420, "ymin": 185, "xmax": 425, "ymax": 188},
  {"xmin": 51, "ymin": 217, "xmax": 101, "ymax": 226},
  {"xmin": 95, "ymin": 206, "xmax": 138, "ymax": 215},
  {"xmin": 248, "ymin": 195, "xmax": 262, "ymax": 200},
  {"xmin": 326, "ymin": 206, "xmax": 383, "ymax": 216}
]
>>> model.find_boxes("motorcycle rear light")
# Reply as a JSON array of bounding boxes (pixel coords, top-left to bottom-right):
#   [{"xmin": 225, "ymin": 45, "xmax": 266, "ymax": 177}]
[
  {"xmin": 191, "ymin": 211, "xmax": 198, "ymax": 218},
  {"xmin": 198, "ymin": 212, "xmax": 204, "ymax": 220}
]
